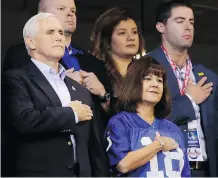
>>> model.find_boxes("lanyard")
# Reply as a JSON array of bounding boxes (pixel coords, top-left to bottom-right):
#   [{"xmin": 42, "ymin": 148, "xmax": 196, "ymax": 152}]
[{"xmin": 161, "ymin": 45, "xmax": 192, "ymax": 95}]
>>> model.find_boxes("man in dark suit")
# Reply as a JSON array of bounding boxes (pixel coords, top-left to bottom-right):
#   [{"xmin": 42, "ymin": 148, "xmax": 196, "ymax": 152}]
[
  {"xmin": 148, "ymin": 0, "xmax": 218, "ymax": 177},
  {"xmin": 2, "ymin": 12, "xmax": 101, "ymax": 177},
  {"xmin": 3, "ymin": 0, "xmax": 111, "ymax": 103},
  {"xmin": 3, "ymin": 0, "xmax": 111, "ymax": 176}
]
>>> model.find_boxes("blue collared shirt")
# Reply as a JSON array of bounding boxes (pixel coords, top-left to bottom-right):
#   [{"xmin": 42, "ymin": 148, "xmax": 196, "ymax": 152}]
[
  {"xmin": 62, "ymin": 45, "xmax": 81, "ymax": 71},
  {"xmin": 31, "ymin": 58, "xmax": 78, "ymax": 161}
]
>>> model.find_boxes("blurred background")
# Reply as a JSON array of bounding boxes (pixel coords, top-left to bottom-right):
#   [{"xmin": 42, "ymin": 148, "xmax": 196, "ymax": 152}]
[{"xmin": 2, "ymin": 0, "xmax": 218, "ymax": 73}]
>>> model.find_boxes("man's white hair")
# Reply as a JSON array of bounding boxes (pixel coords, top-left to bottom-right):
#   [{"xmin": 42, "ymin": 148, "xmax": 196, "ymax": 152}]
[{"xmin": 23, "ymin": 12, "xmax": 56, "ymax": 54}]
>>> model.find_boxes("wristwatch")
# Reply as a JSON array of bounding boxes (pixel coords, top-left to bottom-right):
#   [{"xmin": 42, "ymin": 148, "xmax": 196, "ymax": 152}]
[
  {"xmin": 99, "ymin": 92, "xmax": 111, "ymax": 102},
  {"xmin": 156, "ymin": 138, "xmax": 165, "ymax": 149}
]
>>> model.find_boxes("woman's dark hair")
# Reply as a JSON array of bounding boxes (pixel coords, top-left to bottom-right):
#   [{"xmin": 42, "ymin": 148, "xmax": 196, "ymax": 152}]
[
  {"xmin": 156, "ymin": 0, "xmax": 193, "ymax": 24},
  {"xmin": 116, "ymin": 56, "xmax": 171, "ymax": 118},
  {"xmin": 89, "ymin": 7, "xmax": 145, "ymax": 90}
]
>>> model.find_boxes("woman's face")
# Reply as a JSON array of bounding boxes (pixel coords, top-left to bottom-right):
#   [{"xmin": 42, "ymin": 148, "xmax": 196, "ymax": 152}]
[
  {"xmin": 141, "ymin": 74, "xmax": 164, "ymax": 105},
  {"xmin": 110, "ymin": 19, "xmax": 139, "ymax": 59}
]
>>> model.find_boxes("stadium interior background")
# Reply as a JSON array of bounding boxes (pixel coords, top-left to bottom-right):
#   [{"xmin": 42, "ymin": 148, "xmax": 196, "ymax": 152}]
[{"xmin": 2, "ymin": 0, "xmax": 218, "ymax": 74}]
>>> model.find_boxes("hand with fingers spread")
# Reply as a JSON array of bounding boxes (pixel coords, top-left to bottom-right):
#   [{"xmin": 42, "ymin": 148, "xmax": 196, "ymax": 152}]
[
  {"xmin": 66, "ymin": 68, "xmax": 83, "ymax": 84},
  {"xmin": 154, "ymin": 132, "xmax": 179, "ymax": 152},
  {"xmin": 69, "ymin": 100, "xmax": 93, "ymax": 122},
  {"xmin": 80, "ymin": 70, "xmax": 106, "ymax": 96},
  {"xmin": 185, "ymin": 77, "xmax": 213, "ymax": 104}
]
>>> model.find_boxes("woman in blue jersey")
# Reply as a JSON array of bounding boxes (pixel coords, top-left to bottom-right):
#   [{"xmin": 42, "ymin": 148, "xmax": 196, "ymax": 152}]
[{"xmin": 105, "ymin": 56, "xmax": 191, "ymax": 177}]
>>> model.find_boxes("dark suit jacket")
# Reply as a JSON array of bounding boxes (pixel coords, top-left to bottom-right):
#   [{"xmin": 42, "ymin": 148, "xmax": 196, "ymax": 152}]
[
  {"xmin": 148, "ymin": 46, "xmax": 218, "ymax": 176},
  {"xmin": 3, "ymin": 42, "xmax": 111, "ymax": 176},
  {"xmin": 2, "ymin": 61, "xmax": 97, "ymax": 177}
]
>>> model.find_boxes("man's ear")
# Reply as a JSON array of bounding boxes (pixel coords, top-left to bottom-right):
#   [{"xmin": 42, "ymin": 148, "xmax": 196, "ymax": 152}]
[
  {"xmin": 25, "ymin": 36, "xmax": 36, "ymax": 50},
  {"xmin": 156, "ymin": 22, "xmax": 165, "ymax": 34}
]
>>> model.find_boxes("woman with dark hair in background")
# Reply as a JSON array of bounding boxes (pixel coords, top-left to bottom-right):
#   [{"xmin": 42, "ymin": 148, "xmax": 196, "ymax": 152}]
[
  {"xmin": 89, "ymin": 7, "xmax": 145, "ymax": 111},
  {"xmin": 105, "ymin": 56, "xmax": 190, "ymax": 177}
]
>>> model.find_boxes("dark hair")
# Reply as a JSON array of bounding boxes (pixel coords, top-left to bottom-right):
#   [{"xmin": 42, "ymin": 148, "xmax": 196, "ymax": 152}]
[
  {"xmin": 156, "ymin": 0, "xmax": 193, "ymax": 24},
  {"xmin": 89, "ymin": 7, "xmax": 145, "ymax": 91},
  {"xmin": 116, "ymin": 56, "xmax": 171, "ymax": 118}
]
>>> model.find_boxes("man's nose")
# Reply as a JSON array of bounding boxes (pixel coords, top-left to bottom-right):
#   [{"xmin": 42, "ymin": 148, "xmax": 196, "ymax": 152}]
[
  {"xmin": 67, "ymin": 10, "xmax": 75, "ymax": 17},
  {"xmin": 55, "ymin": 33, "xmax": 63, "ymax": 41},
  {"xmin": 185, "ymin": 21, "xmax": 193, "ymax": 31}
]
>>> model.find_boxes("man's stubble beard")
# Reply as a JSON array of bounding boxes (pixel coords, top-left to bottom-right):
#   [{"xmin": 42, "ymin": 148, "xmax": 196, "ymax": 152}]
[{"xmin": 64, "ymin": 30, "xmax": 74, "ymax": 36}]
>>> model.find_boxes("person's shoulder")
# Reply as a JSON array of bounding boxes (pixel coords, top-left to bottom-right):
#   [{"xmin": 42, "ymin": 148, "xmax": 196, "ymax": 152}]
[
  {"xmin": 6, "ymin": 42, "xmax": 26, "ymax": 52},
  {"xmin": 146, "ymin": 46, "xmax": 161, "ymax": 56},
  {"xmin": 2, "ymin": 65, "xmax": 28, "ymax": 80},
  {"xmin": 3, "ymin": 42, "xmax": 30, "ymax": 71},
  {"xmin": 108, "ymin": 111, "xmax": 131, "ymax": 127},
  {"xmin": 146, "ymin": 46, "xmax": 164, "ymax": 63}
]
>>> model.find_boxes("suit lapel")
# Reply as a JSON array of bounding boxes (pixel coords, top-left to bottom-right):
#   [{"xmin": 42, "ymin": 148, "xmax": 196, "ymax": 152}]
[
  {"xmin": 64, "ymin": 77, "xmax": 77, "ymax": 101},
  {"xmin": 27, "ymin": 62, "xmax": 62, "ymax": 106},
  {"xmin": 192, "ymin": 63, "xmax": 208, "ymax": 130},
  {"xmin": 64, "ymin": 76, "xmax": 83, "ymax": 168},
  {"xmin": 192, "ymin": 62, "xmax": 202, "ymax": 83},
  {"xmin": 153, "ymin": 47, "xmax": 181, "ymax": 98}
]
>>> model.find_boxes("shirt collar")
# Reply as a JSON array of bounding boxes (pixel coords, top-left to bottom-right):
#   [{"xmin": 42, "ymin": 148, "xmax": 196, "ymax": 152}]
[
  {"xmin": 65, "ymin": 44, "xmax": 78, "ymax": 55},
  {"xmin": 178, "ymin": 58, "xmax": 193, "ymax": 71},
  {"xmin": 169, "ymin": 56, "xmax": 192, "ymax": 71},
  {"xmin": 31, "ymin": 58, "xmax": 67, "ymax": 80}
]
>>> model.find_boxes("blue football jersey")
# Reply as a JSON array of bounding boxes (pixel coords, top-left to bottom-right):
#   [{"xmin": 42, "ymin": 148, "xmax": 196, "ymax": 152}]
[{"xmin": 105, "ymin": 111, "xmax": 191, "ymax": 177}]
